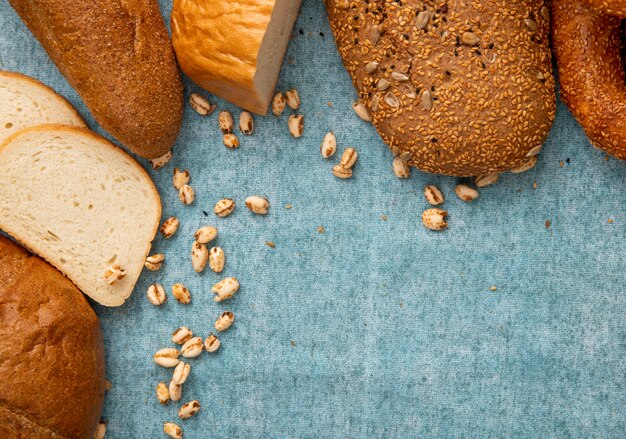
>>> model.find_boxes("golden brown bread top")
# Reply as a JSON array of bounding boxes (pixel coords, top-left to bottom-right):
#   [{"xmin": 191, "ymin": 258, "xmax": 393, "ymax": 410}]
[
  {"xmin": 326, "ymin": 0, "xmax": 556, "ymax": 176},
  {"xmin": 552, "ymin": 0, "xmax": 626, "ymax": 160},
  {"xmin": 8, "ymin": 0, "xmax": 183, "ymax": 159},
  {"xmin": 171, "ymin": 0, "xmax": 277, "ymax": 114},
  {"xmin": 0, "ymin": 236, "xmax": 105, "ymax": 439},
  {"xmin": 582, "ymin": 0, "xmax": 626, "ymax": 17}
]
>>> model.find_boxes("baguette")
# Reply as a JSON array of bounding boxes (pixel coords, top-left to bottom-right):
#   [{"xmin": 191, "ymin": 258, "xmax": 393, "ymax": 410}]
[{"xmin": 8, "ymin": 0, "xmax": 183, "ymax": 158}]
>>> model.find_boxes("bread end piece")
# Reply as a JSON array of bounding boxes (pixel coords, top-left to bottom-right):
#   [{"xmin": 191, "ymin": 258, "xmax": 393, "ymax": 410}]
[
  {"xmin": 172, "ymin": 0, "xmax": 302, "ymax": 115},
  {"xmin": 0, "ymin": 125, "xmax": 161, "ymax": 306}
]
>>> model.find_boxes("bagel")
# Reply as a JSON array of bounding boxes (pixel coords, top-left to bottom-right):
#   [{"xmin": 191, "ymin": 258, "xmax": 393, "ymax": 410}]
[
  {"xmin": 552, "ymin": 0, "xmax": 626, "ymax": 160},
  {"xmin": 583, "ymin": 0, "xmax": 626, "ymax": 17}
]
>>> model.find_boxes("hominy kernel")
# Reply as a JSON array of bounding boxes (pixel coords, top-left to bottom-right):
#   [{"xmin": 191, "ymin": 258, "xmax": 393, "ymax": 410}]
[
  {"xmin": 339, "ymin": 147, "xmax": 358, "ymax": 169},
  {"xmin": 181, "ymin": 337, "xmax": 204, "ymax": 358},
  {"xmin": 172, "ymin": 168, "xmax": 190, "ymax": 190},
  {"xmin": 160, "ymin": 217, "xmax": 179, "ymax": 238},
  {"xmin": 172, "ymin": 283, "xmax": 191, "ymax": 304},
  {"xmin": 424, "ymin": 185, "xmax": 444, "ymax": 205},
  {"xmin": 288, "ymin": 114, "xmax": 304, "ymax": 137},
  {"xmin": 172, "ymin": 362, "xmax": 191, "ymax": 385},
  {"xmin": 422, "ymin": 208, "xmax": 448, "ymax": 231},
  {"xmin": 171, "ymin": 326, "xmax": 193, "ymax": 345},
  {"xmin": 209, "ymin": 247, "xmax": 225, "ymax": 273},
  {"xmin": 163, "ymin": 422, "xmax": 182, "ymax": 439},
  {"xmin": 320, "ymin": 131, "xmax": 337, "ymax": 158},
  {"xmin": 168, "ymin": 380, "xmax": 182, "ymax": 402},
  {"xmin": 455, "ymin": 184, "xmax": 479, "ymax": 202},
  {"xmin": 179, "ymin": 185, "xmax": 195, "ymax": 205},
  {"xmin": 239, "ymin": 111, "xmax": 254, "ymax": 135},
  {"xmin": 215, "ymin": 311, "xmax": 235, "ymax": 332},
  {"xmin": 245, "ymin": 195, "xmax": 269, "ymax": 215},
  {"xmin": 212, "ymin": 277, "xmax": 239, "ymax": 302},
  {"xmin": 204, "ymin": 333, "xmax": 221, "ymax": 352},
  {"xmin": 146, "ymin": 284, "xmax": 166, "ymax": 305},
  {"xmin": 214, "ymin": 198, "xmax": 235, "ymax": 217},
  {"xmin": 156, "ymin": 381, "xmax": 170, "ymax": 404},
  {"xmin": 191, "ymin": 242, "xmax": 209, "ymax": 273},
  {"xmin": 194, "ymin": 226, "xmax": 218, "ymax": 244},
  {"xmin": 223, "ymin": 133, "xmax": 240, "ymax": 149},
  {"xmin": 272, "ymin": 92, "xmax": 286, "ymax": 116},
  {"xmin": 218, "ymin": 110, "xmax": 234, "ymax": 133},
  {"xmin": 153, "ymin": 348, "xmax": 180, "ymax": 368},
  {"xmin": 189, "ymin": 93, "xmax": 215, "ymax": 116},
  {"xmin": 332, "ymin": 164, "xmax": 352, "ymax": 179},
  {"xmin": 144, "ymin": 254, "xmax": 165, "ymax": 271},
  {"xmin": 285, "ymin": 89, "xmax": 301, "ymax": 110},
  {"xmin": 178, "ymin": 400, "xmax": 201, "ymax": 419}
]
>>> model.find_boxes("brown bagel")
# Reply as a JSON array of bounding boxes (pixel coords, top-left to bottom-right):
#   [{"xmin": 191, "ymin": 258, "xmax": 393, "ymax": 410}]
[
  {"xmin": 583, "ymin": 0, "xmax": 626, "ymax": 17},
  {"xmin": 552, "ymin": 0, "xmax": 626, "ymax": 160}
]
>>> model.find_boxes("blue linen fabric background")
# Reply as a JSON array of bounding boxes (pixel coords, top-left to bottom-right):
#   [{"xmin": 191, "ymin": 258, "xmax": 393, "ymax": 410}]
[{"xmin": 1, "ymin": 0, "xmax": 625, "ymax": 438}]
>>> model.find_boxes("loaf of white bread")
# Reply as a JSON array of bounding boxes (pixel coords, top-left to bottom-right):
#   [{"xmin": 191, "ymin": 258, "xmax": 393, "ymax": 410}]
[
  {"xmin": 0, "ymin": 125, "xmax": 161, "ymax": 306},
  {"xmin": 171, "ymin": 0, "xmax": 302, "ymax": 114},
  {"xmin": 0, "ymin": 71, "xmax": 86, "ymax": 144}
]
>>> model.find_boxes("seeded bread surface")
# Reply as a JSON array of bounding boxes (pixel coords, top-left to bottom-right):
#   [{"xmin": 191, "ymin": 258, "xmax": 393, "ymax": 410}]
[
  {"xmin": 8, "ymin": 0, "xmax": 183, "ymax": 159},
  {"xmin": 582, "ymin": 0, "xmax": 626, "ymax": 17},
  {"xmin": 326, "ymin": 0, "xmax": 556, "ymax": 176},
  {"xmin": 0, "ymin": 236, "xmax": 105, "ymax": 439},
  {"xmin": 552, "ymin": 0, "xmax": 626, "ymax": 160}
]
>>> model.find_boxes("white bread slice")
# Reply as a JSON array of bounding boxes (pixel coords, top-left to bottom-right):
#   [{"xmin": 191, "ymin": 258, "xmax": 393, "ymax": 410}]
[
  {"xmin": 0, "ymin": 71, "xmax": 86, "ymax": 144},
  {"xmin": 0, "ymin": 125, "xmax": 161, "ymax": 306},
  {"xmin": 171, "ymin": 0, "xmax": 302, "ymax": 115}
]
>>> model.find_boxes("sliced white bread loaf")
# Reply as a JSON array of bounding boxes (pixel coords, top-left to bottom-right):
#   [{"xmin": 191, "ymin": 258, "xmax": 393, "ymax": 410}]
[
  {"xmin": 0, "ymin": 71, "xmax": 86, "ymax": 144},
  {"xmin": 0, "ymin": 125, "xmax": 161, "ymax": 306}
]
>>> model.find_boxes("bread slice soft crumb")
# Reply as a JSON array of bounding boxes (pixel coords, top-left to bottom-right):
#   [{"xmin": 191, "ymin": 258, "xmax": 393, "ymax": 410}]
[
  {"xmin": 0, "ymin": 125, "xmax": 161, "ymax": 306},
  {"xmin": 0, "ymin": 71, "xmax": 85, "ymax": 144}
]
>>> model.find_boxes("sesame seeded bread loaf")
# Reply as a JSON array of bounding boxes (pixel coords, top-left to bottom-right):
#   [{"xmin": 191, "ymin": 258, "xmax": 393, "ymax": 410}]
[
  {"xmin": 552, "ymin": 0, "xmax": 626, "ymax": 160},
  {"xmin": 8, "ymin": 0, "xmax": 183, "ymax": 159},
  {"xmin": 171, "ymin": 0, "xmax": 302, "ymax": 115},
  {"xmin": 582, "ymin": 0, "xmax": 626, "ymax": 17},
  {"xmin": 0, "ymin": 71, "xmax": 86, "ymax": 145},
  {"xmin": 326, "ymin": 0, "xmax": 556, "ymax": 176},
  {"xmin": 0, "ymin": 236, "xmax": 105, "ymax": 439},
  {"xmin": 0, "ymin": 125, "xmax": 161, "ymax": 306}
]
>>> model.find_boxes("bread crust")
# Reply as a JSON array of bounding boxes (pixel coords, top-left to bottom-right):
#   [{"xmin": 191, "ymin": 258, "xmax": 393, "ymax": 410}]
[
  {"xmin": 582, "ymin": 0, "xmax": 626, "ymax": 17},
  {"xmin": 552, "ymin": 0, "xmax": 626, "ymax": 160},
  {"xmin": 8, "ymin": 0, "xmax": 183, "ymax": 159},
  {"xmin": 0, "ymin": 236, "xmax": 105, "ymax": 438},
  {"xmin": 326, "ymin": 0, "xmax": 556, "ymax": 176},
  {"xmin": 0, "ymin": 124, "xmax": 162, "ymax": 306},
  {"xmin": 0, "ymin": 70, "xmax": 86, "ymax": 127}
]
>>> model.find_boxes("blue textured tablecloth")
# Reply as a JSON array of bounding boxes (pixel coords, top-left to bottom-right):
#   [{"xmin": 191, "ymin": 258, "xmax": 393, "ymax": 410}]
[{"xmin": 1, "ymin": 1, "xmax": 625, "ymax": 438}]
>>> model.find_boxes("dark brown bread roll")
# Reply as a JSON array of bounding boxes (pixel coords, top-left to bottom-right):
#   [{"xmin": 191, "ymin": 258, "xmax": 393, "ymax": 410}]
[
  {"xmin": 8, "ymin": 0, "xmax": 183, "ymax": 159},
  {"xmin": 0, "ymin": 236, "xmax": 105, "ymax": 438},
  {"xmin": 326, "ymin": 0, "xmax": 556, "ymax": 176},
  {"xmin": 552, "ymin": 0, "xmax": 626, "ymax": 160},
  {"xmin": 583, "ymin": 0, "xmax": 626, "ymax": 17}
]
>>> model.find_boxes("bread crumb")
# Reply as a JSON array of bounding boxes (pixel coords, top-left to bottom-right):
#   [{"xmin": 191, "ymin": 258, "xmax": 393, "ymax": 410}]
[
  {"xmin": 545, "ymin": 220, "xmax": 551, "ymax": 228},
  {"xmin": 266, "ymin": 241, "xmax": 276, "ymax": 248},
  {"xmin": 607, "ymin": 218, "xmax": 614, "ymax": 223},
  {"xmin": 559, "ymin": 161, "xmax": 564, "ymax": 167},
  {"xmin": 284, "ymin": 203, "xmax": 293, "ymax": 209},
  {"xmin": 489, "ymin": 285, "xmax": 497, "ymax": 291},
  {"xmin": 380, "ymin": 214, "xmax": 388, "ymax": 221},
  {"xmin": 532, "ymin": 181, "xmax": 537, "ymax": 190},
  {"xmin": 105, "ymin": 380, "xmax": 112, "ymax": 391},
  {"xmin": 290, "ymin": 340, "xmax": 296, "ymax": 347},
  {"xmin": 327, "ymin": 101, "xmax": 333, "ymax": 107}
]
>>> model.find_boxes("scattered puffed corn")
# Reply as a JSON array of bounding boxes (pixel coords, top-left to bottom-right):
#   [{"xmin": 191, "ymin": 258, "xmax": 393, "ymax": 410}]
[
  {"xmin": 191, "ymin": 242, "xmax": 209, "ymax": 273},
  {"xmin": 173, "ymin": 168, "xmax": 190, "ymax": 190},
  {"xmin": 339, "ymin": 147, "xmax": 358, "ymax": 169},
  {"xmin": 475, "ymin": 173, "xmax": 500, "ymax": 188},
  {"xmin": 204, "ymin": 333, "xmax": 221, "ymax": 352},
  {"xmin": 181, "ymin": 337, "xmax": 204, "ymax": 358},
  {"xmin": 179, "ymin": 185, "xmax": 195, "ymax": 205},
  {"xmin": 157, "ymin": 381, "xmax": 170, "ymax": 404},
  {"xmin": 272, "ymin": 92, "xmax": 286, "ymax": 116},
  {"xmin": 160, "ymin": 217, "xmax": 179, "ymax": 238},
  {"xmin": 189, "ymin": 93, "xmax": 215, "ymax": 116},
  {"xmin": 218, "ymin": 110, "xmax": 234, "ymax": 134},
  {"xmin": 332, "ymin": 164, "xmax": 352, "ymax": 179},
  {"xmin": 168, "ymin": 380, "xmax": 182, "ymax": 402},
  {"xmin": 215, "ymin": 311, "xmax": 235, "ymax": 332},
  {"xmin": 212, "ymin": 277, "xmax": 239, "ymax": 302},
  {"xmin": 153, "ymin": 348, "xmax": 180, "ymax": 368},
  {"xmin": 423, "ymin": 185, "xmax": 444, "ymax": 205},
  {"xmin": 172, "ymin": 362, "xmax": 191, "ymax": 385},
  {"xmin": 149, "ymin": 151, "xmax": 172, "ymax": 170},
  {"xmin": 172, "ymin": 283, "xmax": 191, "ymax": 304},
  {"xmin": 239, "ymin": 111, "xmax": 254, "ymax": 135},
  {"xmin": 288, "ymin": 114, "xmax": 304, "ymax": 138},
  {"xmin": 147, "ymin": 284, "xmax": 166, "ymax": 305},
  {"xmin": 422, "ymin": 208, "xmax": 448, "ymax": 231},
  {"xmin": 163, "ymin": 422, "xmax": 182, "ymax": 439},
  {"xmin": 223, "ymin": 133, "xmax": 240, "ymax": 149},
  {"xmin": 245, "ymin": 195, "xmax": 269, "ymax": 215},
  {"xmin": 392, "ymin": 156, "xmax": 411, "ymax": 179},
  {"xmin": 194, "ymin": 226, "xmax": 218, "ymax": 244},
  {"xmin": 171, "ymin": 326, "xmax": 193, "ymax": 345},
  {"xmin": 320, "ymin": 131, "xmax": 337, "ymax": 158},
  {"xmin": 285, "ymin": 89, "xmax": 301, "ymax": 110},
  {"xmin": 144, "ymin": 254, "xmax": 165, "ymax": 271},
  {"xmin": 214, "ymin": 198, "xmax": 235, "ymax": 217},
  {"xmin": 178, "ymin": 400, "xmax": 201, "ymax": 419},
  {"xmin": 455, "ymin": 184, "xmax": 479, "ymax": 202},
  {"xmin": 209, "ymin": 246, "xmax": 225, "ymax": 273}
]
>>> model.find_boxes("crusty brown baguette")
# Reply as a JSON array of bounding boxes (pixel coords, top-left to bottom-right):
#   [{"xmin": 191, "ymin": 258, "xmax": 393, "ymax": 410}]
[
  {"xmin": 0, "ymin": 236, "xmax": 105, "ymax": 439},
  {"xmin": 326, "ymin": 0, "xmax": 556, "ymax": 176},
  {"xmin": 8, "ymin": 0, "xmax": 183, "ymax": 159},
  {"xmin": 552, "ymin": 0, "xmax": 626, "ymax": 161}
]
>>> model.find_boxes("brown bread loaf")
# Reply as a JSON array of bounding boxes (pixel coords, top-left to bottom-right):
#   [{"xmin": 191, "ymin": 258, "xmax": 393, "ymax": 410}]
[
  {"xmin": 0, "ymin": 236, "xmax": 105, "ymax": 438},
  {"xmin": 8, "ymin": 0, "xmax": 183, "ymax": 159},
  {"xmin": 326, "ymin": 0, "xmax": 556, "ymax": 176}
]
